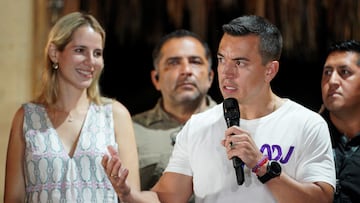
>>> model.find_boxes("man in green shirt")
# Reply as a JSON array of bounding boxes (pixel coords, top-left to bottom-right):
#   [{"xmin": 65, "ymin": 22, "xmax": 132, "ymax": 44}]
[{"xmin": 132, "ymin": 29, "xmax": 217, "ymax": 190}]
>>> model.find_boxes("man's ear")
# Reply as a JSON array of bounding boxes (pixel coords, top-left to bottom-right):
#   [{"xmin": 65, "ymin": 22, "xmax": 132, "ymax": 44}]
[
  {"xmin": 208, "ymin": 69, "xmax": 214, "ymax": 83},
  {"xmin": 264, "ymin": 61, "xmax": 279, "ymax": 83},
  {"xmin": 151, "ymin": 70, "xmax": 161, "ymax": 90},
  {"xmin": 48, "ymin": 43, "xmax": 58, "ymax": 62}
]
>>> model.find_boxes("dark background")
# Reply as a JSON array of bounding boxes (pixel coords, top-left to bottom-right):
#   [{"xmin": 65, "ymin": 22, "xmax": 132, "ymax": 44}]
[{"xmin": 70, "ymin": 0, "xmax": 360, "ymax": 115}]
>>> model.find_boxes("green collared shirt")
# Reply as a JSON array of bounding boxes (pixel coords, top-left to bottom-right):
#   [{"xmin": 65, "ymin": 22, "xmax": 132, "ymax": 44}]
[{"xmin": 132, "ymin": 96, "xmax": 217, "ymax": 190}]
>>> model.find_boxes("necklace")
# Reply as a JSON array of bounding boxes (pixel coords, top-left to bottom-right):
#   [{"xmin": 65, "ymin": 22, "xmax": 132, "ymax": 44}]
[
  {"xmin": 57, "ymin": 109, "xmax": 74, "ymax": 123},
  {"xmin": 47, "ymin": 107, "xmax": 75, "ymax": 123},
  {"xmin": 48, "ymin": 99, "xmax": 91, "ymax": 124},
  {"xmin": 67, "ymin": 112, "xmax": 74, "ymax": 122}
]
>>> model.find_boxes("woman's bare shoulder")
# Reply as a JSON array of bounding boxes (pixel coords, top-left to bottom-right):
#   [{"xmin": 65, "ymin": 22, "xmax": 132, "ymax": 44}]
[{"xmin": 110, "ymin": 99, "xmax": 131, "ymax": 118}]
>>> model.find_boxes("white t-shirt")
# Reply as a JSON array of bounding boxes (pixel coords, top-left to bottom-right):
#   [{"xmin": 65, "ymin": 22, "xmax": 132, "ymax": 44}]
[{"xmin": 165, "ymin": 99, "xmax": 336, "ymax": 203}]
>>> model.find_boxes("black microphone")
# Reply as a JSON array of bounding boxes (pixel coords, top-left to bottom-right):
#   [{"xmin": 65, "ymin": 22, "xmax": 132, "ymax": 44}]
[{"xmin": 223, "ymin": 97, "xmax": 245, "ymax": 185}]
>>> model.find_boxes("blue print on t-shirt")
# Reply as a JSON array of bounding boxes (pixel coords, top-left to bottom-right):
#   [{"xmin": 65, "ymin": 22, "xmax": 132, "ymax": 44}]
[{"xmin": 260, "ymin": 144, "xmax": 294, "ymax": 163}]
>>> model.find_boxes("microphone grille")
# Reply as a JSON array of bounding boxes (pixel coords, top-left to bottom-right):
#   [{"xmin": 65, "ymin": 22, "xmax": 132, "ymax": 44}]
[{"xmin": 223, "ymin": 98, "xmax": 240, "ymax": 124}]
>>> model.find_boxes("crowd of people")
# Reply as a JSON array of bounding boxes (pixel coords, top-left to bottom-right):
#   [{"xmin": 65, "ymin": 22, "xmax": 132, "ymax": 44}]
[{"xmin": 4, "ymin": 10, "xmax": 360, "ymax": 203}]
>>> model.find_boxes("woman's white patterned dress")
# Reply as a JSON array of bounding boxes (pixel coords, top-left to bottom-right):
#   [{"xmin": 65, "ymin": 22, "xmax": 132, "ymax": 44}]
[{"xmin": 23, "ymin": 102, "xmax": 118, "ymax": 203}]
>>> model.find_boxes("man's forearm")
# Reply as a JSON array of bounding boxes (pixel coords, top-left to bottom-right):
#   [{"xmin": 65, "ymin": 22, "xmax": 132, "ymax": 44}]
[{"xmin": 119, "ymin": 190, "xmax": 161, "ymax": 203}]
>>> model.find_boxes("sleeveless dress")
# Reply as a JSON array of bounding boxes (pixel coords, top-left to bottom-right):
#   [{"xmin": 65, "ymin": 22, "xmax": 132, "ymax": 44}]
[{"xmin": 23, "ymin": 102, "xmax": 118, "ymax": 203}]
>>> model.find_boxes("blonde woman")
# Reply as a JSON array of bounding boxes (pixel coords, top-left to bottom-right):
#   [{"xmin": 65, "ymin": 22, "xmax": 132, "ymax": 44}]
[{"xmin": 4, "ymin": 12, "xmax": 140, "ymax": 202}]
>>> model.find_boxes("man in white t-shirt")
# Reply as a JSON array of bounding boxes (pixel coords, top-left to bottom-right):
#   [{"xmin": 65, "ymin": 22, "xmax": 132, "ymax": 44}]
[{"xmin": 102, "ymin": 15, "xmax": 336, "ymax": 203}]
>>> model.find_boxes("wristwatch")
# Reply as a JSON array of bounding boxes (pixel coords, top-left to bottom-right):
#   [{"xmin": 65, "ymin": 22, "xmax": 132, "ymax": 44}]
[{"xmin": 257, "ymin": 160, "xmax": 281, "ymax": 184}]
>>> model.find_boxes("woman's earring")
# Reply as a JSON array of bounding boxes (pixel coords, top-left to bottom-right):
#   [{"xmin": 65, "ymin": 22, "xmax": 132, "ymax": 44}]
[{"xmin": 52, "ymin": 63, "xmax": 59, "ymax": 70}]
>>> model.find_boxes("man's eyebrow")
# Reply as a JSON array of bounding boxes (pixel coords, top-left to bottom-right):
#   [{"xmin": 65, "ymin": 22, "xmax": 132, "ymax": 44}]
[
  {"xmin": 188, "ymin": 56, "xmax": 203, "ymax": 59},
  {"xmin": 323, "ymin": 65, "xmax": 332, "ymax": 69},
  {"xmin": 324, "ymin": 64, "xmax": 350, "ymax": 70},
  {"xmin": 165, "ymin": 56, "xmax": 181, "ymax": 61},
  {"xmin": 232, "ymin": 57, "xmax": 249, "ymax": 62}
]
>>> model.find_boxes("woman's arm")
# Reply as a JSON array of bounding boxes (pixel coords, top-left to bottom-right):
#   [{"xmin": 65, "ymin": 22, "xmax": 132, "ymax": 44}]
[
  {"xmin": 102, "ymin": 146, "xmax": 160, "ymax": 203},
  {"xmin": 112, "ymin": 100, "xmax": 141, "ymax": 190},
  {"xmin": 4, "ymin": 107, "xmax": 26, "ymax": 203}
]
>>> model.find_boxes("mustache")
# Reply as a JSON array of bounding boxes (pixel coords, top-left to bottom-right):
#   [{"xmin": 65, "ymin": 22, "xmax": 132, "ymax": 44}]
[{"xmin": 175, "ymin": 78, "xmax": 197, "ymax": 87}]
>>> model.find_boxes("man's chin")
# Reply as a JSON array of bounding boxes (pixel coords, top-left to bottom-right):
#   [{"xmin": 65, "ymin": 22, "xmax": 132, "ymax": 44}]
[
  {"xmin": 176, "ymin": 93, "xmax": 201, "ymax": 102},
  {"xmin": 325, "ymin": 102, "xmax": 344, "ymax": 112}
]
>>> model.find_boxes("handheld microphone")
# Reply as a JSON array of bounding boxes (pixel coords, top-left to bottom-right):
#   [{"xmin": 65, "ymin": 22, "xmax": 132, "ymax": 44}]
[{"xmin": 223, "ymin": 97, "xmax": 245, "ymax": 185}]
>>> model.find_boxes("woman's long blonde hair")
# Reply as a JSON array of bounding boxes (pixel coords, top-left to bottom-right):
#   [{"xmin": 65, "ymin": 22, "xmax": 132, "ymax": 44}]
[{"xmin": 34, "ymin": 11, "xmax": 106, "ymax": 106}]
